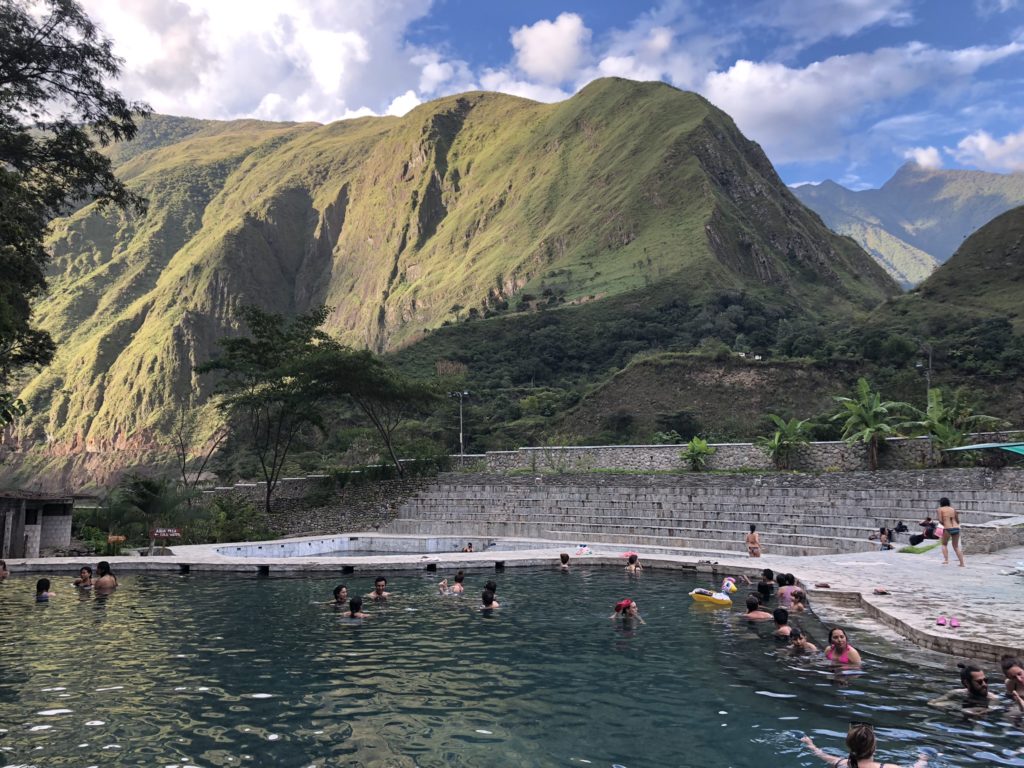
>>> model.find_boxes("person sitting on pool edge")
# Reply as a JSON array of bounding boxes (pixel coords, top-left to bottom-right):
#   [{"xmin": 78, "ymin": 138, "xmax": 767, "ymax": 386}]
[
  {"xmin": 480, "ymin": 589, "xmax": 500, "ymax": 609},
  {"xmin": 743, "ymin": 594, "xmax": 773, "ymax": 622},
  {"xmin": 35, "ymin": 578, "xmax": 56, "ymax": 602},
  {"xmin": 347, "ymin": 596, "xmax": 370, "ymax": 619},
  {"xmin": 801, "ymin": 722, "xmax": 929, "ymax": 768},
  {"xmin": 73, "ymin": 566, "xmax": 93, "ymax": 589},
  {"xmin": 366, "ymin": 576, "xmax": 391, "ymax": 600},
  {"xmin": 462, "ymin": 542, "xmax": 474, "ymax": 553},
  {"xmin": 94, "ymin": 561, "xmax": 117, "ymax": 591},
  {"xmin": 772, "ymin": 608, "xmax": 792, "ymax": 638},
  {"xmin": 825, "ymin": 627, "xmax": 862, "ymax": 665},
  {"xmin": 928, "ymin": 662, "xmax": 1000, "ymax": 714}
]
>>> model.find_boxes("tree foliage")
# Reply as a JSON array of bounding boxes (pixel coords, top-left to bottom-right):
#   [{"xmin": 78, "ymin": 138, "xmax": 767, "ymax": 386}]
[
  {"xmin": 681, "ymin": 436, "xmax": 716, "ymax": 471},
  {"xmin": 1, "ymin": 0, "xmax": 149, "ymax": 402},
  {"xmin": 756, "ymin": 414, "xmax": 812, "ymax": 470},
  {"xmin": 901, "ymin": 388, "xmax": 1006, "ymax": 464},
  {"xmin": 831, "ymin": 378, "xmax": 911, "ymax": 470}
]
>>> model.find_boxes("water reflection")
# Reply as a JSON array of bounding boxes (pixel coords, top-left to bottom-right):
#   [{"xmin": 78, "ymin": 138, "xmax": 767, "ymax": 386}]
[{"xmin": 0, "ymin": 569, "xmax": 1022, "ymax": 767}]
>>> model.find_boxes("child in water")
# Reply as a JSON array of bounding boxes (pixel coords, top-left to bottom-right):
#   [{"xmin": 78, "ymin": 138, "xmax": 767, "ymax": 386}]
[
  {"xmin": 347, "ymin": 597, "xmax": 369, "ymax": 619},
  {"xmin": 35, "ymin": 578, "xmax": 56, "ymax": 602}
]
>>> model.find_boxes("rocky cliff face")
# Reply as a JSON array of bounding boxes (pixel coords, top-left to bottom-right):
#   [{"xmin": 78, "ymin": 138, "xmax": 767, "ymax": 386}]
[{"xmin": 13, "ymin": 78, "xmax": 896, "ymax": 455}]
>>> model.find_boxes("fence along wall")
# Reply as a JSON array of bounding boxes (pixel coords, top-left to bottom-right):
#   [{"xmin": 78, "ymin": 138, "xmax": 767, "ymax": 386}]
[{"xmin": 484, "ymin": 433, "xmax": 1023, "ymax": 473}]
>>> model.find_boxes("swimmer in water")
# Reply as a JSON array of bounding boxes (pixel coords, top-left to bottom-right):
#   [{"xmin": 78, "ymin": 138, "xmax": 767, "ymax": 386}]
[
  {"xmin": 450, "ymin": 571, "xmax": 465, "ymax": 594},
  {"xmin": 94, "ymin": 561, "xmax": 118, "ymax": 591},
  {"xmin": 559, "ymin": 553, "xmax": 570, "ymax": 571},
  {"xmin": 791, "ymin": 590, "xmax": 809, "ymax": 613},
  {"xmin": 366, "ymin": 576, "xmax": 391, "ymax": 600},
  {"xmin": 772, "ymin": 608, "xmax": 792, "ymax": 638},
  {"xmin": 625, "ymin": 554, "xmax": 643, "ymax": 574},
  {"xmin": 929, "ymin": 663, "xmax": 1000, "ymax": 715},
  {"xmin": 347, "ymin": 596, "xmax": 369, "ymax": 619},
  {"xmin": 480, "ymin": 589, "xmax": 500, "ymax": 609},
  {"xmin": 788, "ymin": 628, "xmax": 818, "ymax": 655},
  {"xmin": 35, "ymin": 578, "xmax": 56, "ymax": 602},
  {"xmin": 0, "ymin": 559, "xmax": 9, "ymax": 579},
  {"xmin": 330, "ymin": 584, "xmax": 348, "ymax": 605},
  {"xmin": 74, "ymin": 566, "xmax": 93, "ymax": 588},
  {"xmin": 743, "ymin": 594, "xmax": 773, "ymax": 622},
  {"xmin": 801, "ymin": 722, "xmax": 930, "ymax": 768},
  {"xmin": 825, "ymin": 627, "xmax": 862, "ymax": 665},
  {"xmin": 1000, "ymin": 656, "xmax": 1024, "ymax": 700},
  {"xmin": 609, "ymin": 598, "xmax": 645, "ymax": 624}
]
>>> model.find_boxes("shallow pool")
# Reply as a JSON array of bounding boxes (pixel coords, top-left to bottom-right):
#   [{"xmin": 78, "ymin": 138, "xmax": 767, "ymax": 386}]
[{"xmin": 0, "ymin": 569, "xmax": 1021, "ymax": 767}]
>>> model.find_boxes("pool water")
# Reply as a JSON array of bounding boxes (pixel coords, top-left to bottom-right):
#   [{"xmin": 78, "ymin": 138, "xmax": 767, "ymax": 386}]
[{"xmin": 1, "ymin": 569, "xmax": 1022, "ymax": 767}]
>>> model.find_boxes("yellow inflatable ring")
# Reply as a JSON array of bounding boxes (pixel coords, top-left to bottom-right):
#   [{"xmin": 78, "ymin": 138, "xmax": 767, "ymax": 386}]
[{"xmin": 689, "ymin": 588, "xmax": 732, "ymax": 606}]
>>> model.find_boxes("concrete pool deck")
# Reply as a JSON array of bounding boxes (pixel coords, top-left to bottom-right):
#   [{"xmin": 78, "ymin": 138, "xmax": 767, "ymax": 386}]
[{"xmin": 4, "ymin": 534, "xmax": 1023, "ymax": 662}]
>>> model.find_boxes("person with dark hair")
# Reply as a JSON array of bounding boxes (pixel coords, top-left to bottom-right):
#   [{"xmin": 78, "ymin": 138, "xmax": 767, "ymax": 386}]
[
  {"xmin": 74, "ymin": 566, "xmax": 93, "ymax": 589},
  {"xmin": 347, "ymin": 596, "xmax": 369, "ymax": 619},
  {"xmin": 937, "ymin": 498, "xmax": 965, "ymax": 567},
  {"xmin": 788, "ymin": 628, "xmax": 818, "ymax": 655},
  {"xmin": 826, "ymin": 627, "xmax": 862, "ymax": 665},
  {"xmin": 35, "ymin": 578, "xmax": 55, "ymax": 602},
  {"xmin": 484, "ymin": 579, "xmax": 497, "ymax": 595},
  {"xmin": 772, "ymin": 608, "xmax": 791, "ymax": 638},
  {"xmin": 366, "ymin": 576, "xmax": 391, "ymax": 600},
  {"xmin": 746, "ymin": 524, "xmax": 761, "ymax": 557},
  {"xmin": 0, "ymin": 559, "xmax": 9, "ymax": 579},
  {"xmin": 928, "ymin": 662, "xmax": 999, "ymax": 714},
  {"xmin": 94, "ymin": 561, "xmax": 117, "ymax": 591},
  {"xmin": 331, "ymin": 584, "xmax": 348, "ymax": 605},
  {"xmin": 1000, "ymin": 656, "xmax": 1024, "ymax": 700},
  {"xmin": 451, "ymin": 571, "xmax": 465, "ymax": 594},
  {"xmin": 625, "ymin": 553, "xmax": 643, "ymax": 574},
  {"xmin": 462, "ymin": 542, "xmax": 474, "ymax": 553},
  {"xmin": 778, "ymin": 574, "xmax": 798, "ymax": 608},
  {"xmin": 480, "ymin": 590, "xmax": 500, "ymax": 609},
  {"xmin": 791, "ymin": 590, "xmax": 809, "ymax": 613},
  {"xmin": 559, "ymin": 553, "xmax": 570, "ymax": 571},
  {"xmin": 801, "ymin": 722, "xmax": 929, "ymax": 767},
  {"xmin": 757, "ymin": 581, "xmax": 774, "ymax": 605},
  {"xmin": 743, "ymin": 594, "xmax": 773, "ymax": 621}
]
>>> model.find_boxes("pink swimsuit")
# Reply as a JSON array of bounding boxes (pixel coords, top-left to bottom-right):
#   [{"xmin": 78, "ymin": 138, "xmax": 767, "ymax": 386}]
[{"xmin": 826, "ymin": 644, "xmax": 855, "ymax": 664}]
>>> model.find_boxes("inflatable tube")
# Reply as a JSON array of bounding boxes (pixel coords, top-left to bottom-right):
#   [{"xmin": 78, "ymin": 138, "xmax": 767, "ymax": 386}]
[{"xmin": 689, "ymin": 588, "xmax": 732, "ymax": 606}]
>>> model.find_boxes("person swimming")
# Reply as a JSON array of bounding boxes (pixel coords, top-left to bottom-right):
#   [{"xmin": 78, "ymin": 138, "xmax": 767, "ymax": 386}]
[
  {"xmin": 35, "ymin": 578, "xmax": 55, "ymax": 602},
  {"xmin": 331, "ymin": 584, "xmax": 348, "ymax": 605},
  {"xmin": 559, "ymin": 553, "xmax": 570, "ymax": 571},
  {"xmin": 1000, "ymin": 656, "xmax": 1024, "ymax": 700},
  {"xmin": 94, "ymin": 561, "xmax": 118, "ymax": 591},
  {"xmin": 772, "ymin": 608, "xmax": 792, "ymax": 638},
  {"xmin": 74, "ymin": 566, "xmax": 93, "ymax": 589},
  {"xmin": 801, "ymin": 722, "xmax": 929, "ymax": 768},
  {"xmin": 609, "ymin": 598, "xmax": 645, "ymax": 624},
  {"xmin": 0, "ymin": 559, "xmax": 9, "ymax": 579},
  {"xmin": 825, "ymin": 627, "xmax": 862, "ymax": 665},
  {"xmin": 791, "ymin": 589, "xmax": 809, "ymax": 613},
  {"xmin": 788, "ymin": 628, "xmax": 818, "ymax": 655},
  {"xmin": 928, "ymin": 662, "xmax": 1000, "ymax": 715},
  {"xmin": 625, "ymin": 554, "xmax": 643, "ymax": 574},
  {"xmin": 480, "ymin": 589, "xmax": 500, "ymax": 609},
  {"xmin": 450, "ymin": 571, "xmax": 465, "ymax": 594},
  {"xmin": 366, "ymin": 576, "xmax": 391, "ymax": 600},
  {"xmin": 347, "ymin": 596, "xmax": 369, "ymax": 619},
  {"xmin": 743, "ymin": 594, "xmax": 773, "ymax": 622}
]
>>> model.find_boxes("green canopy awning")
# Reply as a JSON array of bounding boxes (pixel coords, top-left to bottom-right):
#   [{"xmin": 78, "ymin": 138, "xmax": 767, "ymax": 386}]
[{"xmin": 945, "ymin": 442, "xmax": 1024, "ymax": 456}]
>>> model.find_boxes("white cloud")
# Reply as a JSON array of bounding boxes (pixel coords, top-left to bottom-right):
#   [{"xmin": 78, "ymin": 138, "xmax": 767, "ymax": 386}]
[
  {"xmin": 763, "ymin": 0, "xmax": 913, "ymax": 44},
  {"xmin": 951, "ymin": 129, "xmax": 1024, "ymax": 171},
  {"xmin": 386, "ymin": 90, "xmax": 421, "ymax": 116},
  {"xmin": 903, "ymin": 146, "xmax": 943, "ymax": 169},
  {"xmin": 511, "ymin": 13, "xmax": 591, "ymax": 84},
  {"xmin": 478, "ymin": 69, "xmax": 569, "ymax": 103},
  {"xmin": 702, "ymin": 41, "xmax": 1024, "ymax": 163},
  {"xmin": 975, "ymin": 0, "xmax": 1019, "ymax": 15}
]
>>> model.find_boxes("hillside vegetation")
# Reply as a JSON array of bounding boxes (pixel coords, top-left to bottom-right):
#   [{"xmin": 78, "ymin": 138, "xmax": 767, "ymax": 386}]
[
  {"xmin": 794, "ymin": 164, "xmax": 1024, "ymax": 286},
  {"xmin": 12, "ymin": 78, "xmax": 896, "ymax": 459}
]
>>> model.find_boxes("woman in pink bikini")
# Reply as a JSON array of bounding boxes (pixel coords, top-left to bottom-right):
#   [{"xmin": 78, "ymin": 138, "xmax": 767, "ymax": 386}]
[{"xmin": 825, "ymin": 626, "xmax": 862, "ymax": 665}]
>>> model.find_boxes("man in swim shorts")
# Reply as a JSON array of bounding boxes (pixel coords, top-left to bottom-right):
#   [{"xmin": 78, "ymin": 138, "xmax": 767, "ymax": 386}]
[{"xmin": 937, "ymin": 497, "xmax": 965, "ymax": 567}]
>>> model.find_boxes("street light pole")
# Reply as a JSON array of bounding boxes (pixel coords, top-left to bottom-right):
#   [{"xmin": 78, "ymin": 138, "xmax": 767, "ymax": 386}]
[{"xmin": 449, "ymin": 391, "xmax": 469, "ymax": 459}]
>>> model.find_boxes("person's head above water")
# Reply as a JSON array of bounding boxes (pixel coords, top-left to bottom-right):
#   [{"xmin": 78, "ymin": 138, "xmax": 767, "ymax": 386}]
[
  {"xmin": 333, "ymin": 584, "xmax": 348, "ymax": 601},
  {"xmin": 97, "ymin": 561, "xmax": 113, "ymax": 577},
  {"xmin": 762, "ymin": 568, "xmax": 774, "ymax": 581},
  {"xmin": 36, "ymin": 578, "xmax": 50, "ymax": 594},
  {"xmin": 560, "ymin": 553, "xmax": 570, "ymax": 565},
  {"xmin": 79, "ymin": 566, "xmax": 92, "ymax": 578},
  {"xmin": 845, "ymin": 722, "xmax": 878, "ymax": 766},
  {"xmin": 785, "ymin": 573, "xmax": 796, "ymax": 586},
  {"xmin": 348, "ymin": 596, "xmax": 364, "ymax": 616},
  {"xmin": 481, "ymin": 589, "xmax": 496, "ymax": 607},
  {"xmin": 757, "ymin": 582, "xmax": 773, "ymax": 603},
  {"xmin": 746, "ymin": 595, "xmax": 761, "ymax": 612},
  {"xmin": 627, "ymin": 554, "xmax": 638, "ymax": 565},
  {"xmin": 484, "ymin": 580, "xmax": 497, "ymax": 594},
  {"xmin": 959, "ymin": 662, "xmax": 988, "ymax": 697},
  {"xmin": 454, "ymin": 571, "xmax": 465, "ymax": 584},
  {"xmin": 773, "ymin": 608, "xmax": 789, "ymax": 626},
  {"xmin": 829, "ymin": 627, "xmax": 851, "ymax": 650},
  {"xmin": 373, "ymin": 577, "xmax": 387, "ymax": 592}
]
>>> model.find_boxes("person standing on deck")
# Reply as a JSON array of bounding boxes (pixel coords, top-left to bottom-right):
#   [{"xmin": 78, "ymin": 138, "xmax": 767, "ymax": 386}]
[
  {"xmin": 746, "ymin": 524, "xmax": 762, "ymax": 557},
  {"xmin": 937, "ymin": 497, "xmax": 965, "ymax": 567}
]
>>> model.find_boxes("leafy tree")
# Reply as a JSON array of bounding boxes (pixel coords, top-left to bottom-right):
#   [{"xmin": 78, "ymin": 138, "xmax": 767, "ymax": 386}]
[
  {"xmin": 166, "ymin": 403, "xmax": 230, "ymax": 503},
  {"xmin": 756, "ymin": 414, "xmax": 812, "ymax": 470},
  {"xmin": 831, "ymin": 378, "xmax": 911, "ymax": 470},
  {"xmin": 0, "ymin": 391, "xmax": 25, "ymax": 429},
  {"xmin": 1, "ymin": 0, "xmax": 149, "ymax": 405},
  {"xmin": 681, "ymin": 436, "xmax": 716, "ymax": 471},
  {"xmin": 198, "ymin": 306, "xmax": 337, "ymax": 514},
  {"xmin": 108, "ymin": 475, "xmax": 197, "ymax": 554},
  {"xmin": 901, "ymin": 388, "xmax": 1007, "ymax": 465}
]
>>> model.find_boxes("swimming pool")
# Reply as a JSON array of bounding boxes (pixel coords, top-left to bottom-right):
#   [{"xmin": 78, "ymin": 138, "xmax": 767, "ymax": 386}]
[{"xmin": 1, "ymin": 569, "xmax": 1021, "ymax": 767}]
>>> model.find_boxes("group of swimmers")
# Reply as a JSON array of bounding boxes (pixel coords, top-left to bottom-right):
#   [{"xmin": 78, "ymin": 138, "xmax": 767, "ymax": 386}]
[
  {"xmin": 27, "ymin": 561, "xmax": 118, "ymax": 602},
  {"xmin": 326, "ymin": 572, "xmax": 502, "ymax": 618}
]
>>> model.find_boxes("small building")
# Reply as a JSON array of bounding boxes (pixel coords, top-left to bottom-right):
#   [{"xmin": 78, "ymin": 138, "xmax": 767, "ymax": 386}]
[{"xmin": 0, "ymin": 491, "xmax": 74, "ymax": 559}]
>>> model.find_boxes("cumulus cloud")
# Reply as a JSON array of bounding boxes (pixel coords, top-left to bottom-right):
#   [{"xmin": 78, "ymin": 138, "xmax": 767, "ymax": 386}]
[
  {"xmin": 511, "ymin": 13, "xmax": 592, "ymax": 84},
  {"xmin": 903, "ymin": 146, "xmax": 943, "ymax": 169},
  {"xmin": 702, "ymin": 41, "xmax": 1024, "ymax": 163},
  {"xmin": 951, "ymin": 129, "xmax": 1024, "ymax": 171},
  {"xmin": 386, "ymin": 90, "xmax": 421, "ymax": 116}
]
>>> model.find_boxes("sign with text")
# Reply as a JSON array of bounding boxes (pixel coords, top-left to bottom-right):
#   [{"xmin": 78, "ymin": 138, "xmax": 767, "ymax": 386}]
[
  {"xmin": 107, "ymin": 535, "xmax": 126, "ymax": 544},
  {"xmin": 150, "ymin": 528, "xmax": 181, "ymax": 539}
]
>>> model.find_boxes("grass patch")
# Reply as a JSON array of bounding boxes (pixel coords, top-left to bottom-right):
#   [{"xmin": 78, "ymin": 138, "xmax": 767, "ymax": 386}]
[{"xmin": 899, "ymin": 542, "xmax": 940, "ymax": 554}]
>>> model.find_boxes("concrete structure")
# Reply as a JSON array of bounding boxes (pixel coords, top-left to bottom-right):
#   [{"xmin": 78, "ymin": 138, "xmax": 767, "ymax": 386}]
[{"xmin": 0, "ymin": 491, "xmax": 74, "ymax": 559}]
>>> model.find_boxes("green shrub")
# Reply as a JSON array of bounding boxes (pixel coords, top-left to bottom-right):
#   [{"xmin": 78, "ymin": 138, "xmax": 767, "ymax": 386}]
[{"xmin": 681, "ymin": 437, "xmax": 716, "ymax": 471}]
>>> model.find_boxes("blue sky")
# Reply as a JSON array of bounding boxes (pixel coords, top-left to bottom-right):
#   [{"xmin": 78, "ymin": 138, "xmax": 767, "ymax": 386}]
[{"xmin": 85, "ymin": 0, "xmax": 1024, "ymax": 188}]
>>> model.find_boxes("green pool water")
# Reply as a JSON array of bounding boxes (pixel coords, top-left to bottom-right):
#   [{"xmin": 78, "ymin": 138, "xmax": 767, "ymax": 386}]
[{"xmin": 0, "ymin": 568, "xmax": 1021, "ymax": 767}]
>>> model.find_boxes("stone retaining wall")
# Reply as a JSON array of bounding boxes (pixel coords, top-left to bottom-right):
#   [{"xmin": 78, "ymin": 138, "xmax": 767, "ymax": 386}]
[{"xmin": 485, "ymin": 432, "xmax": 1023, "ymax": 473}]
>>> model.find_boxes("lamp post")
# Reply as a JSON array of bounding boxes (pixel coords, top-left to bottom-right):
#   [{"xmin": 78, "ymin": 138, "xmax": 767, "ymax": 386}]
[{"xmin": 449, "ymin": 390, "xmax": 469, "ymax": 458}]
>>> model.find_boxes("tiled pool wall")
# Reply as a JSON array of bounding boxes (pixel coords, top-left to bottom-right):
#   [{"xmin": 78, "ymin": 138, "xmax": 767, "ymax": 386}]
[{"xmin": 214, "ymin": 535, "xmax": 570, "ymax": 558}]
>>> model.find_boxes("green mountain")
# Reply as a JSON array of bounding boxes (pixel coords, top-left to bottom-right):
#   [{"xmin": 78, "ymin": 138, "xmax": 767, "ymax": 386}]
[
  {"xmin": 793, "ymin": 163, "xmax": 1024, "ymax": 287},
  {"xmin": 12, "ymin": 77, "xmax": 896, "ymax": 460}
]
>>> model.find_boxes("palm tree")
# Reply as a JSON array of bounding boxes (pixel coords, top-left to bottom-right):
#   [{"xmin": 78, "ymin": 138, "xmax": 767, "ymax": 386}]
[
  {"xmin": 901, "ymin": 388, "xmax": 1007, "ymax": 465},
  {"xmin": 111, "ymin": 476, "xmax": 198, "ymax": 554},
  {"xmin": 756, "ymin": 415, "xmax": 812, "ymax": 470},
  {"xmin": 831, "ymin": 379, "xmax": 911, "ymax": 470}
]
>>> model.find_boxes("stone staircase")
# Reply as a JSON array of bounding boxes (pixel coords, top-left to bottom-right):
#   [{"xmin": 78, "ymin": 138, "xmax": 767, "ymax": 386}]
[{"xmin": 381, "ymin": 473, "xmax": 1024, "ymax": 558}]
